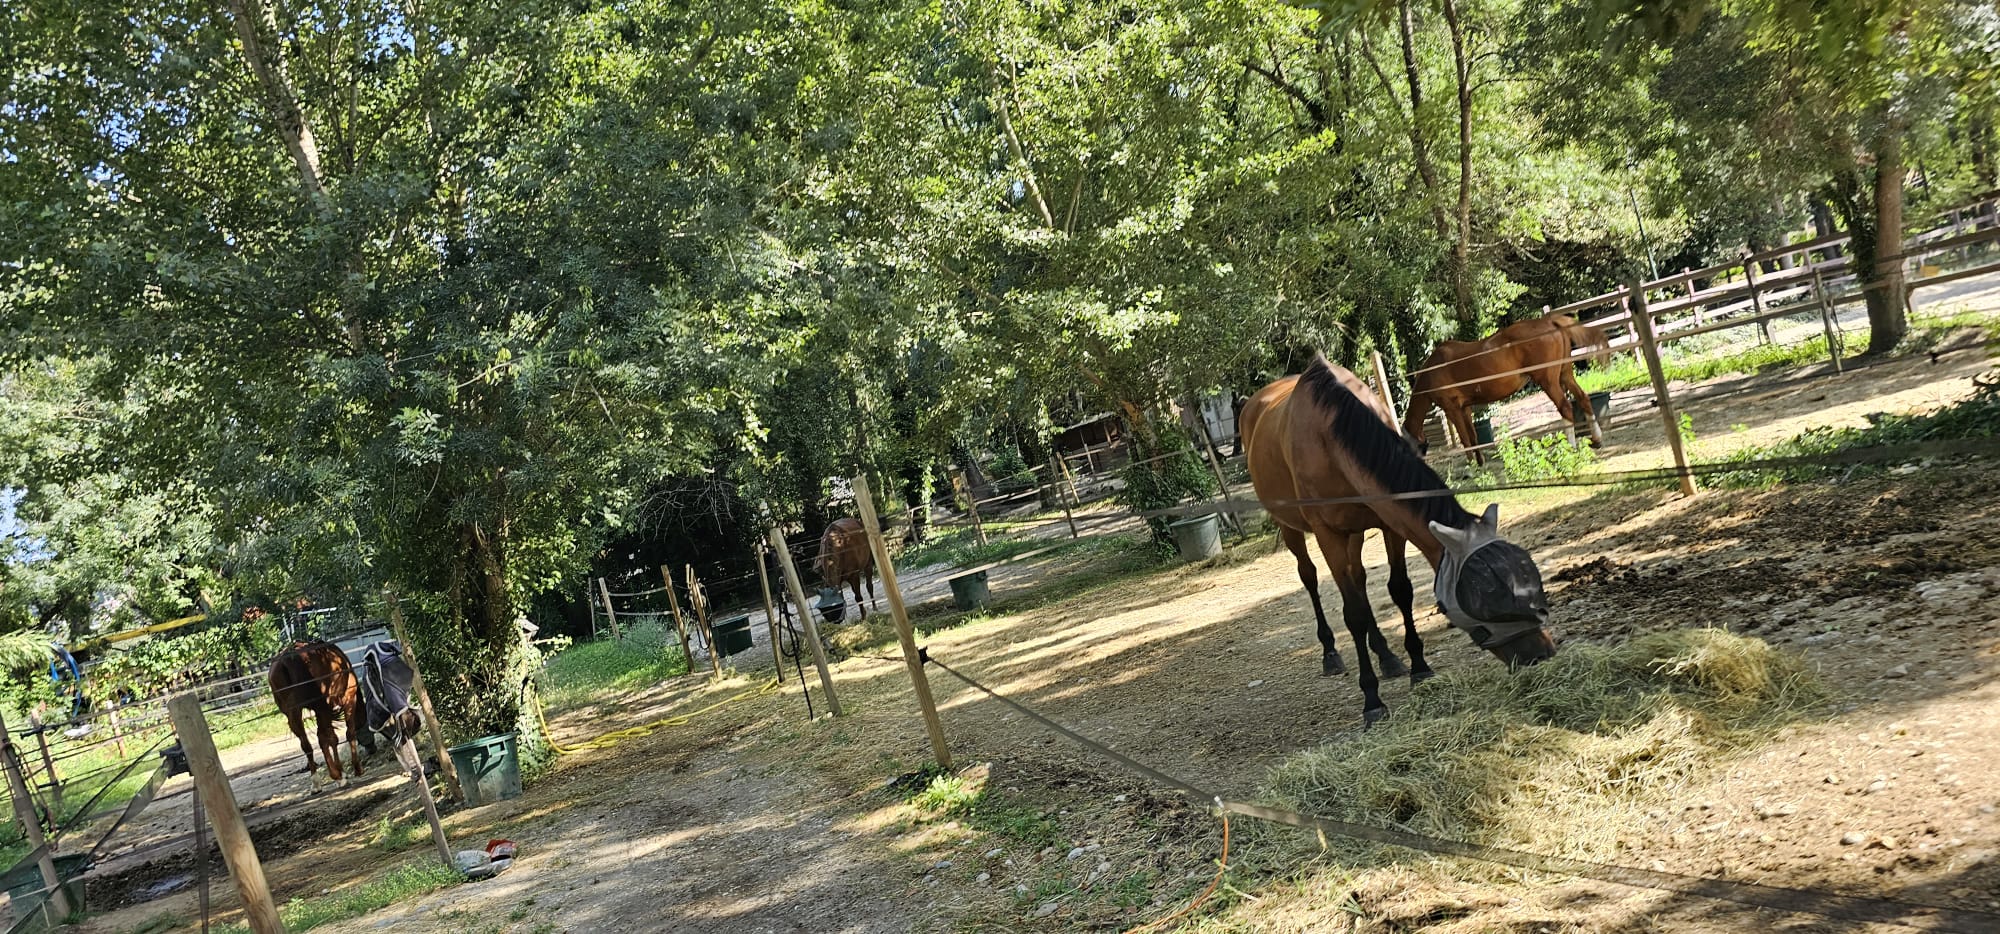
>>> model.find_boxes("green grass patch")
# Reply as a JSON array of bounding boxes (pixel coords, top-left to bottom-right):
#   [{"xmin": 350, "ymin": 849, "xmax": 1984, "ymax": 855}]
[
  {"xmin": 1577, "ymin": 334, "xmax": 1856, "ymax": 395},
  {"xmin": 1711, "ymin": 366, "xmax": 2000, "ymax": 487},
  {"xmin": 906, "ymin": 771, "xmax": 1063, "ymax": 848},
  {"xmin": 1577, "ymin": 310, "xmax": 1999, "ymax": 396},
  {"xmin": 369, "ymin": 815, "xmax": 428, "ymax": 853},
  {"xmin": 213, "ymin": 860, "xmax": 463, "ymax": 934},
  {"xmin": 1261, "ymin": 629, "xmax": 1820, "ymax": 862},
  {"xmin": 540, "ymin": 619, "xmax": 689, "ymax": 713}
]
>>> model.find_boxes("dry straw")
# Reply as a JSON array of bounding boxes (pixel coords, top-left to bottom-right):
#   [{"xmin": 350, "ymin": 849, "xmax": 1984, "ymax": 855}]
[{"xmin": 1261, "ymin": 629, "xmax": 1821, "ymax": 863}]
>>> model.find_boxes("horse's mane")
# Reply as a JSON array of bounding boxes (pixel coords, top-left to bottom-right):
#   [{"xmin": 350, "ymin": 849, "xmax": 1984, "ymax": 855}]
[{"xmin": 1298, "ymin": 357, "xmax": 1475, "ymax": 531}]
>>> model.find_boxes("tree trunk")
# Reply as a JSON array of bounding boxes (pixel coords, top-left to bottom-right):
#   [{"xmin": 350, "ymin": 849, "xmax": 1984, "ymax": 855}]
[
  {"xmin": 1829, "ymin": 129, "xmax": 1909, "ymax": 357},
  {"xmin": 1441, "ymin": 0, "xmax": 1475, "ymax": 331},
  {"xmin": 1396, "ymin": 1, "xmax": 1446, "ymax": 224},
  {"xmin": 1808, "ymin": 193, "xmax": 1842, "ymax": 258},
  {"xmin": 448, "ymin": 521, "xmax": 521, "ymax": 736},
  {"xmin": 223, "ymin": 0, "xmax": 327, "ymax": 204},
  {"xmin": 1862, "ymin": 130, "xmax": 1908, "ymax": 355}
]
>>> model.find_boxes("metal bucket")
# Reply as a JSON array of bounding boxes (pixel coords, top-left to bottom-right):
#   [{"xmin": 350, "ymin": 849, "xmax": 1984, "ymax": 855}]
[
  {"xmin": 1168, "ymin": 514, "xmax": 1223, "ymax": 562},
  {"xmin": 948, "ymin": 570, "xmax": 991, "ymax": 611}
]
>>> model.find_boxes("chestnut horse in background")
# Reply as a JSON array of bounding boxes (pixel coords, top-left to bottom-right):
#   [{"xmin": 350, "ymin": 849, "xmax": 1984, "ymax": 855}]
[
  {"xmin": 817, "ymin": 517, "xmax": 879, "ymax": 621},
  {"xmin": 269, "ymin": 641, "xmax": 372, "ymax": 781},
  {"xmin": 1401, "ymin": 313, "xmax": 1612, "ymax": 457},
  {"xmin": 1243, "ymin": 356, "xmax": 1558, "ymax": 725}
]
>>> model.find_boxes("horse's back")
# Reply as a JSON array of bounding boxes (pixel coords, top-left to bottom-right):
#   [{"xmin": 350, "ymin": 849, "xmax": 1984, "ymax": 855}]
[
  {"xmin": 818, "ymin": 517, "xmax": 872, "ymax": 583},
  {"xmin": 1244, "ymin": 366, "xmax": 1384, "ymax": 533},
  {"xmin": 268, "ymin": 641, "xmax": 356, "ymax": 710}
]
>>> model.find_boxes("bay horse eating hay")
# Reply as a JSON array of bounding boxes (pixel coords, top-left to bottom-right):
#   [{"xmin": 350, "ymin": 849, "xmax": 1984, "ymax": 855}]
[
  {"xmin": 269, "ymin": 641, "xmax": 372, "ymax": 781},
  {"xmin": 817, "ymin": 517, "xmax": 879, "ymax": 622},
  {"xmin": 1242, "ymin": 356, "xmax": 1558, "ymax": 725},
  {"xmin": 1402, "ymin": 313, "xmax": 1611, "ymax": 457}
]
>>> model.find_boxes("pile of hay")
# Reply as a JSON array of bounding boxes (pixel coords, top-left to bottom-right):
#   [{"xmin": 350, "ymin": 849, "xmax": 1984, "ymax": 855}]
[{"xmin": 1261, "ymin": 629, "xmax": 1821, "ymax": 861}]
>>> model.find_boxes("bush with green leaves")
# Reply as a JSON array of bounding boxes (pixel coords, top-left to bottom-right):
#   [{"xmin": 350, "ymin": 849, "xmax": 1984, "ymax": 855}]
[
  {"xmin": 85, "ymin": 621, "xmax": 282, "ymax": 703},
  {"xmin": 1493, "ymin": 424, "xmax": 1600, "ymax": 483},
  {"xmin": 1116, "ymin": 423, "xmax": 1216, "ymax": 544}
]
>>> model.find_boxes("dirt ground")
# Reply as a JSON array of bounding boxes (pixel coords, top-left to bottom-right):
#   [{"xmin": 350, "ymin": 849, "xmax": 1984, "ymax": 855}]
[{"xmin": 67, "ymin": 322, "xmax": 2000, "ymax": 933}]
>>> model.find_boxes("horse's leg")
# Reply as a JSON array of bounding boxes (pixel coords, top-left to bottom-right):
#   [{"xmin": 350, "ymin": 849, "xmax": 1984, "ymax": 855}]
[
  {"xmin": 1532, "ymin": 370, "xmax": 1581, "ymax": 448},
  {"xmin": 346, "ymin": 698, "xmax": 368, "ymax": 778},
  {"xmin": 314, "ymin": 705, "xmax": 345, "ymax": 782},
  {"xmin": 1444, "ymin": 402, "xmax": 1483, "ymax": 465},
  {"xmin": 1560, "ymin": 365, "xmax": 1604, "ymax": 447},
  {"xmin": 285, "ymin": 706, "xmax": 317, "ymax": 775},
  {"xmin": 866, "ymin": 569, "xmax": 880, "ymax": 614},
  {"xmin": 1281, "ymin": 525, "xmax": 1343, "ymax": 675},
  {"xmin": 849, "ymin": 575, "xmax": 867, "ymax": 621},
  {"xmin": 1348, "ymin": 534, "xmax": 1407, "ymax": 678},
  {"xmin": 1317, "ymin": 529, "xmax": 1387, "ymax": 725},
  {"xmin": 1384, "ymin": 532, "xmax": 1433, "ymax": 684}
]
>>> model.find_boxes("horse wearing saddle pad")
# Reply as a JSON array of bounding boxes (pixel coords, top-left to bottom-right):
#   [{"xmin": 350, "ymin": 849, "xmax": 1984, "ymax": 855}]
[{"xmin": 357, "ymin": 641, "xmax": 424, "ymax": 769}]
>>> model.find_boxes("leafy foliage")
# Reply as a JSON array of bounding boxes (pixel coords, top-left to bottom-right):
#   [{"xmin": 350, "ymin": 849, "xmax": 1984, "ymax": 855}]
[
  {"xmin": 1116, "ymin": 424, "xmax": 1217, "ymax": 544},
  {"xmin": 1493, "ymin": 426, "xmax": 1601, "ymax": 483}
]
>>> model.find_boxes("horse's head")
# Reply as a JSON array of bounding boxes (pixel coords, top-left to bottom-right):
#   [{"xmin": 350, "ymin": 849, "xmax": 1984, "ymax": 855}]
[
  {"xmin": 1400, "ymin": 397, "xmax": 1432, "ymax": 457},
  {"xmin": 1428, "ymin": 504, "xmax": 1557, "ymax": 668}
]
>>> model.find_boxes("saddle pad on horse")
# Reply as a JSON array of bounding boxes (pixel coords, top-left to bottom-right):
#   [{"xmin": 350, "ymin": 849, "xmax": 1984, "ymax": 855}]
[{"xmin": 358, "ymin": 640, "xmax": 418, "ymax": 738}]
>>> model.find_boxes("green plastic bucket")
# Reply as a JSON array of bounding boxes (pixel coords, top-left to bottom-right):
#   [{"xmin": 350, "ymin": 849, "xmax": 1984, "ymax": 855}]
[
  {"xmin": 3, "ymin": 853, "xmax": 89, "ymax": 931},
  {"xmin": 710, "ymin": 614, "xmax": 754, "ymax": 657},
  {"xmin": 1473, "ymin": 414, "xmax": 1495, "ymax": 447},
  {"xmin": 1168, "ymin": 513, "xmax": 1223, "ymax": 562},
  {"xmin": 948, "ymin": 570, "xmax": 991, "ymax": 610},
  {"xmin": 448, "ymin": 732, "xmax": 522, "ymax": 807}
]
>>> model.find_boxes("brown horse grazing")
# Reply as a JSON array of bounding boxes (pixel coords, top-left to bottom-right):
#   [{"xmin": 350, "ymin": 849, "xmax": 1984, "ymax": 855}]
[
  {"xmin": 268, "ymin": 641, "xmax": 370, "ymax": 781},
  {"xmin": 1244, "ymin": 356, "xmax": 1559, "ymax": 725},
  {"xmin": 816, "ymin": 517, "xmax": 878, "ymax": 621},
  {"xmin": 1402, "ymin": 313, "xmax": 1612, "ymax": 457}
]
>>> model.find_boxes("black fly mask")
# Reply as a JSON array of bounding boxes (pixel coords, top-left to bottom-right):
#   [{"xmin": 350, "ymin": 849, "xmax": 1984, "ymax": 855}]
[{"xmin": 1429, "ymin": 504, "xmax": 1551, "ymax": 650}]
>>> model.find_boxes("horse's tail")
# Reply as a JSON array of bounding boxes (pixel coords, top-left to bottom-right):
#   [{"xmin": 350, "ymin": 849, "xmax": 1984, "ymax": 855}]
[{"xmin": 1552, "ymin": 314, "xmax": 1611, "ymax": 365}]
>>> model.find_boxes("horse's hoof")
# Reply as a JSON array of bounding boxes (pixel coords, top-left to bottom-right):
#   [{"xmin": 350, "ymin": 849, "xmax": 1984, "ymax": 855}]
[
  {"xmin": 1376, "ymin": 654, "xmax": 1409, "ymax": 678},
  {"xmin": 1322, "ymin": 653, "xmax": 1346, "ymax": 676},
  {"xmin": 1362, "ymin": 706, "xmax": 1389, "ymax": 729},
  {"xmin": 1410, "ymin": 668, "xmax": 1437, "ymax": 686}
]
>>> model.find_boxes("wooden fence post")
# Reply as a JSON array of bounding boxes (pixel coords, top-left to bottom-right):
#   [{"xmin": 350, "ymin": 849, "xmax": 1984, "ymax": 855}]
[
  {"xmin": 658, "ymin": 567, "xmax": 695, "ymax": 674},
  {"xmin": 1741, "ymin": 253, "xmax": 1774, "ymax": 345},
  {"xmin": 193, "ymin": 791, "xmax": 210, "ymax": 934},
  {"xmin": 383, "ymin": 592, "xmax": 463, "ymax": 805},
  {"xmin": 594, "ymin": 578, "xmax": 622, "ymax": 641},
  {"xmin": 953, "ymin": 469, "xmax": 987, "ymax": 545},
  {"xmin": 1813, "ymin": 268, "xmax": 1844, "ymax": 374},
  {"xmin": 32, "ymin": 729, "xmax": 63, "ymax": 825},
  {"xmin": 1047, "ymin": 456, "xmax": 1079, "ymax": 539},
  {"xmin": 0, "ymin": 711, "xmax": 69, "ymax": 924},
  {"xmin": 400, "ymin": 737, "xmax": 452, "ymax": 866},
  {"xmin": 1369, "ymin": 350, "xmax": 1397, "ymax": 419},
  {"xmin": 753, "ymin": 542, "xmax": 787, "ymax": 682},
  {"xmin": 1628, "ymin": 279, "xmax": 1697, "ymax": 496},
  {"xmin": 851, "ymin": 475, "xmax": 952, "ymax": 768},
  {"xmin": 767, "ymin": 522, "xmax": 842, "ymax": 716},
  {"xmin": 684, "ymin": 566, "xmax": 724, "ymax": 679},
  {"xmin": 167, "ymin": 695, "xmax": 284, "ymax": 934}
]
